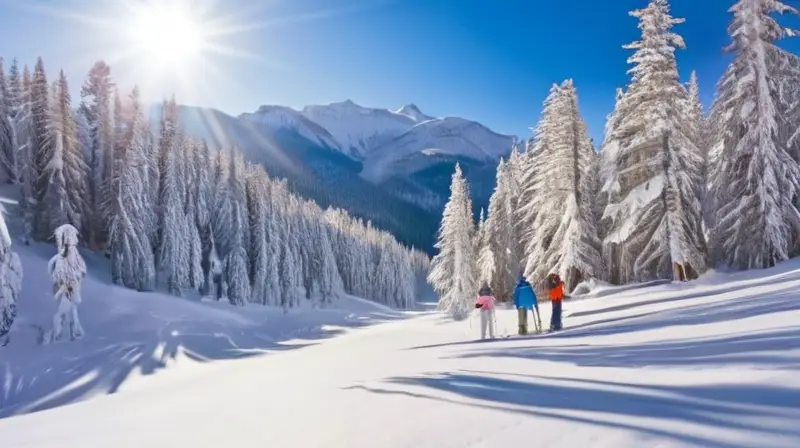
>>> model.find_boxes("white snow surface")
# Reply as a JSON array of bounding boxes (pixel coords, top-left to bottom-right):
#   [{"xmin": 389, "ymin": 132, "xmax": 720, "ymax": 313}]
[{"xmin": 2, "ymin": 244, "xmax": 800, "ymax": 447}]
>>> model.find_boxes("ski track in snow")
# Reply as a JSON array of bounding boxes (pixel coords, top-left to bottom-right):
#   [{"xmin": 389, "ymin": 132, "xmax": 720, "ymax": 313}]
[{"xmin": 1, "ymin": 241, "xmax": 800, "ymax": 446}]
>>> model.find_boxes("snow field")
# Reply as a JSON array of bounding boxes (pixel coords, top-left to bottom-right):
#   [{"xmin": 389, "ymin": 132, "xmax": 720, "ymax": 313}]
[{"xmin": 2, "ymin": 257, "xmax": 799, "ymax": 447}]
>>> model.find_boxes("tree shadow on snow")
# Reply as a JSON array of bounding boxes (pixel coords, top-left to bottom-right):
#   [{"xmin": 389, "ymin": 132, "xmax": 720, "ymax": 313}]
[
  {"xmin": 346, "ymin": 372, "xmax": 800, "ymax": 447},
  {"xmin": 555, "ymin": 288, "xmax": 800, "ymax": 339},
  {"xmin": 410, "ymin": 286, "xmax": 800, "ymax": 351},
  {"xmin": 569, "ymin": 271, "xmax": 800, "ymax": 319},
  {"xmin": 0, "ymin": 302, "xmax": 406, "ymax": 419},
  {"xmin": 457, "ymin": 326, "xmax": 800, "ymax": 370}
]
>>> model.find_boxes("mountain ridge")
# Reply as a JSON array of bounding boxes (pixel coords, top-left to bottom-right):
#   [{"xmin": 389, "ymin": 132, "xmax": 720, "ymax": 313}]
[{"xmin": 168, "ymin": 100, "xmax": 517, "ymax": 252}]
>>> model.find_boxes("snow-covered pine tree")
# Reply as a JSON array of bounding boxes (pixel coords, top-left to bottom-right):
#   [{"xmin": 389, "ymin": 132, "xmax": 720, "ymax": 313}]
[
  {"xmin": 0, "ymin": 205, "xmax": 22, "ymax": 346},
  {"xmin": 394, "ymin": 245, "xmax": 417, "ymax": 308},
  {"xmin": 226, "ymin": 246, "xmax": 250, "ymax": 306},
  {"xmin": 44, "ymin": 71, "xmax": 87, "ymax": 235},
  {"xmin": 708, "ymin": 0, "xmax": 800, "ymax": 269},
  {"xmin": 373, "ymin": 236, "xmax": 397, "ymax": 306},
  {"xmin": 265, "ymin": 206, "xmax": 282, "ymax": 307},
  {"xmin": 0, "ymin": 58, "xmax": 14, "ymax": 185},
  {"xmin": 108, "ymin": 87, "xmax": 156, "ymax": 291},
  {"xmin": 211, "ymin": 150, "xmax": 234, "ymax": 261},
  {"xmin": 179, "ymin": 139, "xmax": 204, "ymax": 291},
  {"xmin": 517, "ymin": 132, "xmax": 548, "ymax": 257},
  {"xmin": 601, "ymin": 0, "xmax": 706, "ymax": 284},
  {"xmin": 29, "ymin": 58, "xmax": 53, "ymax": 241},
  {"xmin": 485, "ymin": 159, "xmax": 518, "ymax": 300},
  {"xmin": 686, "ymin": 71, "xmax": 706, "ymax": 165},
  {"xmin": 5, "ymin": 59, "xmax": 22, "ymax": 186},
  {"xmin": 428, "ymin": 164, "xmax": 476, "ymax": 320},
  {"xmin": 79, "ymin": 61, "xmax": 115, "ymax": 250},
  {"xmin": 597, "ymin": 87, "xmax": 626, "ymax": 235},
  {"xmin": 279, "ymin": 219, "xmax": 303, "ymax": 311},
  {"xmin": 523, "ymin": 81, "xmax": 603, "ymax": 292},
  {"xmin": 228, "ymin": 151, "xmax": 249, "ymax": 253},
  {"xmin": 246, "ymin": 168, "xmax": 271, "ymax": 305},
  {"xmin": 13, "ymin": 64, "xmax": 34, "ymax": 245},
  {"xmin": 156, "ymin": 99, "xmax": 190, "ymax": 296},
  {"xmin": 475, "ymin": 208, "xmax": 494, "ymax": 285},
  {"xmin": 505, "ymin": 142, "xmax": 525, "ymax": 274},
  {"xmin": 44, "ymin": 224, "xmax": 86, "ymax": 343},
  {"xmin": 314, "ymin": 214, "xmax": 343, "ymax": 305}
]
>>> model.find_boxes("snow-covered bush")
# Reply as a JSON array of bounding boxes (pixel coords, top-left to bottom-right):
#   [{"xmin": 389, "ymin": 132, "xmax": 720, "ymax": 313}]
[
  {"xmin": 43, "ymin": 224, "xmax": 86, "ymax": 344},
  {"xmin": 0, "ymin": 208, "xmax": 22, "ymax": 346}
]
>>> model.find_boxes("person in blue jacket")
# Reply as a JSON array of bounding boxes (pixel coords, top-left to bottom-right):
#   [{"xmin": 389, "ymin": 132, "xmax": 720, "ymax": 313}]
[{"xmin": 513, "ymin": 273, "xmax": 541, "ymax": 335}]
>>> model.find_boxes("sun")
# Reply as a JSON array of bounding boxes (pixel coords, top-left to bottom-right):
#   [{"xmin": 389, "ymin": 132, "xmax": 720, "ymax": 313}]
[{"xmin": 125, "ymin": 1, "xmax": 208, "ymax": 69}]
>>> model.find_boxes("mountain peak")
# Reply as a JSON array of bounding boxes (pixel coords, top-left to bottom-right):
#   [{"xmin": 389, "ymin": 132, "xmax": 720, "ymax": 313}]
[{"xmin": 395, "ymin": 103, "xmax": 432, "ymax": 122}]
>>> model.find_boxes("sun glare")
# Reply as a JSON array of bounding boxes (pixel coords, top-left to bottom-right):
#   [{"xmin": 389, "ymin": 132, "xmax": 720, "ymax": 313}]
[{"xmin": 126, "ymin": 2, "xmax": 207, "ymax": 69}]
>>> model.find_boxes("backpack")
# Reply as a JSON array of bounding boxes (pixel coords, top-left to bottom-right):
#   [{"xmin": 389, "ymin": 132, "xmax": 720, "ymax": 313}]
[{"xmin": 547, "ymin": 273, "xmax": 561, "ymax": 290}]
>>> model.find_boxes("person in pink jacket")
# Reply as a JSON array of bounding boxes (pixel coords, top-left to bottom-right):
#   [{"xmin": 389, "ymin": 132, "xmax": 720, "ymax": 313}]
[{"xmin": 475, "ymin": 282, "xmax": 497, "ymax": 339}]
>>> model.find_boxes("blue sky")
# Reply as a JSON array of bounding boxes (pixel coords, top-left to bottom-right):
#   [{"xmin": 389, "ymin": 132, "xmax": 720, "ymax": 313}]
[{"xmin": 1, "ymin": 0, "xmax": 799, "ymax": 144}]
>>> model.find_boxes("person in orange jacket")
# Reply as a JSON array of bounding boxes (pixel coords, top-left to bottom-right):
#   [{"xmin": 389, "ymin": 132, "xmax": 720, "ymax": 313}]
[{"xmin": 547, "ymin": 273, "xmax": 564, "ymax": 332}]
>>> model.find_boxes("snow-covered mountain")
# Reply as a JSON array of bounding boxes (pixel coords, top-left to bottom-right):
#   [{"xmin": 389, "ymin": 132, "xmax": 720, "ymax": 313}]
[
  {"xmin": 165, "ymin": 100, "xmax": 515, "ymax": 251},
  {"xmin": 361, "ymin": 116, "xmax": 516, "ymax": 183},
  {"xmin": 239, "ymin": 105, "xmax": 341, "ymax": 151},
  {"xmin": 300, "ymin": 100, "xmax": 433, "ymax": 159}
]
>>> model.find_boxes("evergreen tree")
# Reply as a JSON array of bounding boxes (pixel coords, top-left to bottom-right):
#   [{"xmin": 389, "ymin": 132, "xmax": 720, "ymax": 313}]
[
  {"xmin": 226, "ymin": 246, "xmax": 250, "ymax": 306},
  {"xmin": 485, "ymin": 160, "xmax": 519, "ymax": 300},
  {"xmin": 29, "ymin": 58, "xmax": 53, "ymax": 241},
  {"xmin": 428, "ymin": 164, "xmax": 476, "ymax": 320},
  {"xmin": 44, "ymin": 71, "xmax": 87, "ymax": 235},
  {"xmin": 279, "ymin": 222, "xmax": 303, "ymax": 311},
  {"xmin": 315, "ymin": 217, "xmax": 343, "ymax": 305},
  {"xmin": 0, "ymin": 207, "xmax": 22, "ymax": 346},
  {"xmin": 0, "ymin": 58, "xmax": 14, "ymax": 185},
  {"xmin": 156, "ymin": 100, "xmax": 190, "ymax": 296},
  {"xmin": 247, "ymin": 170, "xmax": 272, "ymax": 304},
  {"xmin": 524, "ymin": 81, "xmax": 603, "ymax": 292},
  {"xmin": 708, "ymin": 0, "xmax": 800, "ymax": 269},
  {"xmin": 108, "ymin": 87, "xmax": 156, "ymax": 291},
  {"xmin": 475, "ymin": 208, "xmax": 494, "ymax": 285},
  {"xmin": 79, "ymin": 61, "xmax": 115, "ymax": 250},
  {"xmin": 601, "ymin": 0, "xmax": 706, "ymax": 283},
  {"xmin": 14, "ymin": 65, "xmax": 35, "ymax": 244}
]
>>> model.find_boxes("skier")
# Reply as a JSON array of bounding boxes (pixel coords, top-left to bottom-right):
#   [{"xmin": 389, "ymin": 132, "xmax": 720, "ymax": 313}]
[
  {"xmin": 474, "ymin": 282, "xmax": 496, "ymax": 339},
  {"xmin": 547, "ymin": 273, "xmax": 564, "ymax": 331},
  {"xmin": 513, "ymin": 273, "xmax": 541, "ymax": 335}
]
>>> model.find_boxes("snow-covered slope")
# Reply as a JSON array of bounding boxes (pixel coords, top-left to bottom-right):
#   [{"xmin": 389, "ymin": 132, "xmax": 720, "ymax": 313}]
[
  {"xmin": 361, "ymin": 117, "xmax": 516, "ymax": 183},
  {"xmin": 0, "ymin": 221, "xmax": 413, "ymax": 420},
  {"xmin": 3, "ymin": 247, "xmax": 800, "ymax": 447},
  {"xmin": 301, "ymin": 100, "xmax": 429, "ymax": 159},
  {"xmin": 239, "ymin": 105, "xmax": 342, "ymax": 153}
]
